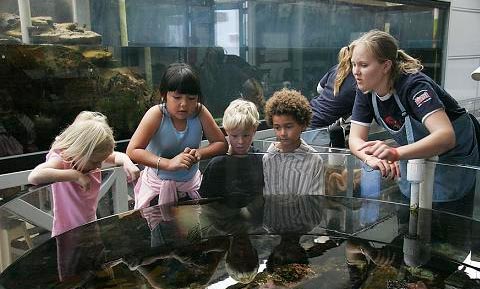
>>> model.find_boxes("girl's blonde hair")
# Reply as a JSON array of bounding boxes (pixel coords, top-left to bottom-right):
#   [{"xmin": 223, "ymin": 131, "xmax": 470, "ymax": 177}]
[
  {"xmin": 223, "ymin": 99, "xmax": 260, "ymax": 131},
  {"xmin": 334, "ymin": 45, "xmax": 354, "ymax": 96},
  {"xmin": 52, "ymin": 111, "xmax": 115, "ymax": 171},
  {"xmin": 355, "ymin": 29, "xmax": 423, "ymax": 91}
]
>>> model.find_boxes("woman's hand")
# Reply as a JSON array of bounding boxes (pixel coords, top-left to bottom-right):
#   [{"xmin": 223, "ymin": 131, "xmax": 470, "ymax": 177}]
[
  {"xmin": 364, "ymin": 155, "xmax": 400, "ymax": 179},
  {"xmin": 359, "ymin": 140, "xmax": 400, "ymax": 162}
]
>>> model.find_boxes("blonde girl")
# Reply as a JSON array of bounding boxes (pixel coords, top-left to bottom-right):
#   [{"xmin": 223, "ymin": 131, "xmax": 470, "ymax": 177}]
[
  {"xmin": 127, "ymin": 63, "xmax": 227, "ymax": 209},
  {"xmin": 28, "ymin": 111, "xmax": 140, "ymax": 236}
]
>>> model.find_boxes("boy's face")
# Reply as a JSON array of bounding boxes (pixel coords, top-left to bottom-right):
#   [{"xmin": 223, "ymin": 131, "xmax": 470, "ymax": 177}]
[
  {"xmin": 226, "ymin": 126, "xmax": 256, "ymax": 155},
  {"xmin": 272, "ymin": 115, "xmax": 305, "ymax": 153}
]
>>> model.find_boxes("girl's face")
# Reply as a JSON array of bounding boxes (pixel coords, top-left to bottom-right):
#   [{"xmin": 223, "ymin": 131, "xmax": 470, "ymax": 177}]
[
  {"xmin": 165, "ymin": 91, "xmax": 199, "ymax": 120},
  {"xmin": 272, "ymin": 115, "xmax": 305, "ymax": 153},
  {"xmin": 226, "ymin": 126, "xmax": 256, "ymax": 155},
  {"xmin": 351, "ymin": 43, "xmax": 391, "ymax": 95}
]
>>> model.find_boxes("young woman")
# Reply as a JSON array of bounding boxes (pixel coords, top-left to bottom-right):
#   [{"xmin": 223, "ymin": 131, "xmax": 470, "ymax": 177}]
[{"xmin": 348, "ymin": 30, "xmax": 479, "ymax": 212}]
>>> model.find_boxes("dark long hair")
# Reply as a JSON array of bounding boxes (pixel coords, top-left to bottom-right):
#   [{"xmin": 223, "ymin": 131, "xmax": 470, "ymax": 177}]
[
  {"xmin": 159, "ymin": 63, "xmax": 204, "ymax": 115},
  {"xmin": 159, "ymin": 63, "xmax": 204, "ymax": 104}
]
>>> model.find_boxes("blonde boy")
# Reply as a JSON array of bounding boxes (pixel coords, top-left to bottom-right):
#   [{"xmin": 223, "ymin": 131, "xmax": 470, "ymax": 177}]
[{"xmin": 200, "ymin": 99, "xmax": 264, "ymax": 201}]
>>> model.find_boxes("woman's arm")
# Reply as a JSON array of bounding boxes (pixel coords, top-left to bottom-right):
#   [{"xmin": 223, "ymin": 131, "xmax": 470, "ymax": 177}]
[
  {"xmin": 196, "ymin": 106, "xmax": 228, "ymax": 160},
  {"xmin": 348, "ymin": 123, "xmax": 372, "ymax": 162},
  {"xmin": 398, "ymin": 110, "xmax": 455, "ymax": 158},
  {"xmin": 359, "ymin": 110, "xmax": 455, "ymax": 161},
  {"xmin": 350, "ymin": 123, "xmax": 400, "ymax": 178}
]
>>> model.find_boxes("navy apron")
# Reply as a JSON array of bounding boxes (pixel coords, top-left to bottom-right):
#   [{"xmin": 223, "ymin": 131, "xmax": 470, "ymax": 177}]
[{"xmin": 372, "ymin": 92, "xmax": 478, "ymax": 202}]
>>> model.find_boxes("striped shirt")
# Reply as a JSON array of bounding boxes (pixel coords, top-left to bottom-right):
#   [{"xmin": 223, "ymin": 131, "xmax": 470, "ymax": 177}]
[{"xmin": 263, "ymin": 139, "xmax": 324, "ymax": 195}]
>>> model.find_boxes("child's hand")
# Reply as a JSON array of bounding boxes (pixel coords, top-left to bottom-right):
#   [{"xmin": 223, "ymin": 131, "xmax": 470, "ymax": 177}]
[
  {"xmin": 184, "ymin": 147, "xmax": 201, "ymax": 162},
  {"xmin": 75, "ymin": 173, "xmax": 91, "ymax": 191},
  {"xmin": 168, "ymin": 152, "xmax": 197, "ymax": 171},
  {"xmin": 123, "ymin": 160, "xmax": 140, "ymax": 182}
]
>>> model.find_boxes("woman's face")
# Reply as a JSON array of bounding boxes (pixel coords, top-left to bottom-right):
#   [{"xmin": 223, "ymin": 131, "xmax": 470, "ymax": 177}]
[{"xmin": 351, "ymin": 43, "xmax": 391, "ymax": 95}]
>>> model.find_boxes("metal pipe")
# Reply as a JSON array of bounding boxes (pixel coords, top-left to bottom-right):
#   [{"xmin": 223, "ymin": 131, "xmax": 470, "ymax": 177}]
[
  {"xmin": 419, "ymin": 158, "xmax": 437, "ymax": 209},
  {"xmin": 118, "ymin": 0, "xmax": 128, "ymax": 46},
  {"xmin": 17, "ymin": 0, "xmax": 32, "ymax": 44}
]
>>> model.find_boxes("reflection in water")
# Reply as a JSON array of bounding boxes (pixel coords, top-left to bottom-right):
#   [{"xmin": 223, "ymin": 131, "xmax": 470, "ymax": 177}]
[{"xmin": 1, "ymin": 195, "xmax": 480, "ymax": 288}]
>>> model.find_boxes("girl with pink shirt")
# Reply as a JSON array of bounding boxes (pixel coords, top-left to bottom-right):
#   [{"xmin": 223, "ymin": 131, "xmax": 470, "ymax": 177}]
[{"xmin": 28, "ymin": 111, "xmax": 140, "ymax": 237}]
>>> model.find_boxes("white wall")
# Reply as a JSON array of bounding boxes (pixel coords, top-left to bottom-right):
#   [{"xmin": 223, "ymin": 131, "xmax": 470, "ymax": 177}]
[{"xmin": 443, "ymin": 0, "xmax": 480, "ymax": 102}]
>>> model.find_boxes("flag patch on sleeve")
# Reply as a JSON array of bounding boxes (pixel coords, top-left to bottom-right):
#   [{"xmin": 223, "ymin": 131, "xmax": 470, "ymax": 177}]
[{"xmin": 413, "ymin": 90, "xmax": 432, "ymax": 108}]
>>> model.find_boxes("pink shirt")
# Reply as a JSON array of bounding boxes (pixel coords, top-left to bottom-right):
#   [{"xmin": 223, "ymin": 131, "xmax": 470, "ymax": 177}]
[{"xmin": 47, "ymin": 150, "xmax": 101, "ymax": 237}]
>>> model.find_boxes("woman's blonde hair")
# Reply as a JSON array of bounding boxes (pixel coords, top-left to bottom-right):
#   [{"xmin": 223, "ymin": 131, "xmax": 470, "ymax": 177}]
[
  {"xmin": 355, "ymin": 29, "xmax": 423, "ymax": 91},
  {"xmin": 334, "ymin": 45, "xmax": 354, "ymax": 96},
  {"xmin": 52, "ymin": 111, "xmax": 115, "ymax": 171},
  {"xmin": 223, "ymin": 99, "xmax": 260, "ymax": 131}
]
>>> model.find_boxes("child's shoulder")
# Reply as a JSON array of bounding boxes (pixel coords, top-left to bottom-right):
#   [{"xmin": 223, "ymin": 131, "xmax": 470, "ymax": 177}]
[
  {"xmin": 46, "ymin": 149, "xmax": 71, "ymax": 169},
  {"xmin": 299, "ymin": 139, "xmax": 318, "ymax": 153},
  {"xmin": 142, "ymin": 104, "xmax": 165, "ymax": 121},
  {"xmin": 147, "ymin": 104, "xmax": 164, "ymax": 113},
  {"xmin": 46, "ymin": 149, "xmax": 62, "ymax": 160}
]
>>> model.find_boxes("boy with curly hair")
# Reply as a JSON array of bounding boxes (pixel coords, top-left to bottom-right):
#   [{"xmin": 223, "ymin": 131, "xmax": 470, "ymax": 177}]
[{"xmin": 263, "ymin": 89, "xmax": 324, "ymax": 195}]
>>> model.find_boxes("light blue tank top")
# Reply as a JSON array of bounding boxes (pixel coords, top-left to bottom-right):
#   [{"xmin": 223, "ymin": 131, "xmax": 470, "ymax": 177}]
[{"xmin": 146, "ymin": 105, "xmax": 203, "ymax": 181}]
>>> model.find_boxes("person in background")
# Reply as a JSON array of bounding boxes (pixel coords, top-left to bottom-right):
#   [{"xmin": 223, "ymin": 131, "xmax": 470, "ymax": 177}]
[
  {"xmin": 310, "ymin": 45, "xmax": 357, "ymax": 128},
  {"xmin": 263, "ymin": 89, "xmax": 324, "ymax": 195},
  {"xmin": 127, "ymin": 63, "xmax": 227, "ymax": 209},
  {"xmin": 348, "ymin": 29, "xmax": 479, "ymax": 214},
  {"xmin": 28, "ymin": 111, "xmax": 140, "ymax": 237},
  {"xmin": 200, "ymin": 99, "xmax": 264, "ymax": 202},
  {"xmin": 306, "ymin": 46, "xmax": 357, "ymax": 148}
]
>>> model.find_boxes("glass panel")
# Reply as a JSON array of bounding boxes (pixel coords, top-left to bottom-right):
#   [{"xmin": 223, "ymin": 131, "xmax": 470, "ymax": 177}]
[
  {"xmin": 1, "ymin": 193, "xmax": 480, "ymax": 288},
  {"xmin": 0, "ymin": 0, "xmax": 449, "ymax": 163},
  {"xmin": 2, "ymin": 152, "xmax": 480, "ymax": 285},
  {"xmin": 0, "ymin": 166, "xmax": 135, "ymax": 270}
]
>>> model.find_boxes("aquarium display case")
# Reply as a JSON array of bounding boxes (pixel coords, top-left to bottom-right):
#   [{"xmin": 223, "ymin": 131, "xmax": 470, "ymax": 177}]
[
  {"xmin": 1, "ymin": 182, "xmax": 480, "ymax": 288},
  {"xmin": 0, "ymin": 0, "xmax": 449, "ymax": 169},
  {"xmin": 1, "ymin": 147, "xmax": 480, "ymax": 288}
]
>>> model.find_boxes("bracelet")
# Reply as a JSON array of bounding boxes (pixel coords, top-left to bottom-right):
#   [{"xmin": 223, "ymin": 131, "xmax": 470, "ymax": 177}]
[
  {"xmin": 156, "ymin": 157, "xmax": 162, "ymax": 171},
  {"xmin": 388, "ymin": 147, "xmax": 400, "ymax": 161}
]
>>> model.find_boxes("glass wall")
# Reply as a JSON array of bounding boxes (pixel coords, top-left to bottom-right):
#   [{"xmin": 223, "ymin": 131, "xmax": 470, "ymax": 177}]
[{"xmin": 0, "ymin": 0, "xmax": 448, "ymax": 166}]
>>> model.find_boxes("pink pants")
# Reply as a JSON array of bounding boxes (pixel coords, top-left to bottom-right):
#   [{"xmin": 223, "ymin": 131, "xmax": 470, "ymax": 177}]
[{"xmin": 133, "ymin": 166, "xmax": 202, "ymax": 210}]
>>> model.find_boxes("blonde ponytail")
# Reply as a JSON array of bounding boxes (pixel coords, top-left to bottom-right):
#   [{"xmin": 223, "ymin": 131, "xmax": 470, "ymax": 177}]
[
  {"xmin": 334, "ymin": 45, "xmax": 353, "ymax": 96},
  {"xmin": 397, "ymin": 49, "xmax": 423, "ymax": 74}
]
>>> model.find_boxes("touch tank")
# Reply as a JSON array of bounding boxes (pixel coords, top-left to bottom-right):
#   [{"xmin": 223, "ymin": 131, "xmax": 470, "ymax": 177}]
[{"xmin": 1, "ymin": 151, "xmax": 480, "ymax": 288}]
